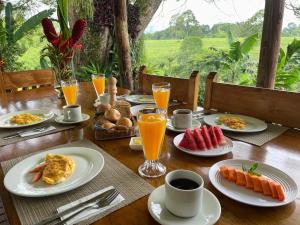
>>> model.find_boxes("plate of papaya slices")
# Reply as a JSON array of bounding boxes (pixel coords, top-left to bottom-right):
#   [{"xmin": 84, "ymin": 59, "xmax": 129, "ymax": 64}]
[
  {"xmin": 173, "ymin": 125, "xmax": 234, "ymax": 157},
  {"xmin": 209, "ymin": 159, "xmax": 298, "ymax": 207}
]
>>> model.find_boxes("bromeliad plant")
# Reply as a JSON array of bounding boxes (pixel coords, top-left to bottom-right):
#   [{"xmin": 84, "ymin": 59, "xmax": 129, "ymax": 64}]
[{"xmin": 41, "ymin": 0, "xmax": 87, "ymax": 83}]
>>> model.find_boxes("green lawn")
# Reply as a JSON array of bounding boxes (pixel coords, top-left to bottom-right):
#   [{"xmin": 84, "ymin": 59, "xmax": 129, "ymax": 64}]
[{"xmin": 143, "ymin": 37, "xmax": 298, "ymax": 69}]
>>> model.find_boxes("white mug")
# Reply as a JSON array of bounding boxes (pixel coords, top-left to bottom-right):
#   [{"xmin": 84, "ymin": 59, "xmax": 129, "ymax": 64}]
[
  {"xmin": 63, "ymin": 105, "xmax": 82, "ymax": 122},
  {"xmin": 172, "ymin": 109, "xmax": 192, "ymax": 129},
  {"xmin": 165, "ymin": 169, "xmax": 204, "ymax": 218}
]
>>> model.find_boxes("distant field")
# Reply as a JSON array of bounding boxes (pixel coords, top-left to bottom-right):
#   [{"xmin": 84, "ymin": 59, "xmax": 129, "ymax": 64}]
[{"xmin": 143, "ymin": 37, "xmax": 298, "ymax": 69}]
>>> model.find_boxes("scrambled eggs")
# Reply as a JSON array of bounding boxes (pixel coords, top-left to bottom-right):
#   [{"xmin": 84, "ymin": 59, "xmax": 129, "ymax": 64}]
[
  {"xmin": 217, "ymin": 115, "xmax": 246, "ymax": 129},
  {"xmin": 10, "ymin": 113, "xmax": 42, "ymax": 125},
  {"xmin": 42, "ymin": 154, "xmax": 75, "ymax": 185}
]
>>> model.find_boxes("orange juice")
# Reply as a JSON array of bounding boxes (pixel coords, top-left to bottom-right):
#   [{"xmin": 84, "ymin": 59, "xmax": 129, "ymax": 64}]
[
  {"xmin": 138, "ymin": 113, "xmax": 166, "ymax": 160},
  {"xmin": 153, "ymin": 89, "xmax": 170, "ymax": 110},
  {"xmin": 92, "ymin": 76, "xmax": 105, "ymax": 96},
  {"xmin": 62, "ymin": 85, "xmax": 78, "ymax": 105}
]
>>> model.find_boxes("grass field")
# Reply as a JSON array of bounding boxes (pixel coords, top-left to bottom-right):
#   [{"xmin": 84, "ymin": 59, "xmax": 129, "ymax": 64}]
[{"xmin": 142, "ymin": 37, "xmax": 298, "ymax": 70}]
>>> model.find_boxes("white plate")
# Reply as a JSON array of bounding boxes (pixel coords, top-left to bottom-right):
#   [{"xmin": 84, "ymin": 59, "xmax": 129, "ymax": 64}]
[
  {"xmin": 209, "ymin": 159, "xmax": 298, "ymax": 207},
  {"xmin": 130, "ymin": 104, "xmax": 156, "ymax": 117},
  {"xmin": 55, "ymin": 114, "xmax": 90, "ymax": 124},
  {"xmin": 167, "ymin": 119, "xmax": 201, "ymax": 133},
  {"xmin": 148, "ymin": 185, "xmax": 221, "ymax": 225},
  {"xmin": 4, "ymin": 147, "xmax": 104, "ymax": 197},
  {"xmin": 0, "ymin": 109, "xmax": 54, "ymax": 128},
  {"xmin": 125, "ymin": 95, "xmax": 155, "ymax": 104},
  {"xmin": 173, "ymin": 133, "xmax": 233, "ymax": 157},
  {"xmin": 203, "ymin": 113, "xmax": 267, "ymax": 133}
]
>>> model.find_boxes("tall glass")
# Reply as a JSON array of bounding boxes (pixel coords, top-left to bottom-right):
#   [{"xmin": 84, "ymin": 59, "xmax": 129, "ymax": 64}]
[
  {"xmin": 92, "ymin": 74, "xmax": 105, "ymax": 99},
  {"xmin": 138, "ymin": 108, "xmax": 167, "ymax": 178},
  {"xmin": 152, "ymin": 82, "xmax": 170, "ymax": 110},
  {"xmin": 61, "ymin": 79, "xmax": 78, "ymax": 105}
]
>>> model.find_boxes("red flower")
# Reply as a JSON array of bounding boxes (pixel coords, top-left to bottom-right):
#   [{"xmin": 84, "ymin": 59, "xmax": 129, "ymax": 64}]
[
  {"xmin": 71, "ymin": 19, "xmax": 87, "ymax": 46},
  {"xmin": 41, "ymin": 18, "xmax": 59, "ymax": 46}
]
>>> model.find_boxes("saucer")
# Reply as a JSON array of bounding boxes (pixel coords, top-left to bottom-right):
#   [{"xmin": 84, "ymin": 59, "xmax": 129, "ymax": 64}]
[
  {"xmin": 167, "ymin": 119, "xmax": 201, "ymax": 132},
  {"xmin": 55, "ymin": 114, "xmax": 90, "ymax": 124},
  {"xmin": 148, "ymin": 185, "xmax": 221, "ymax": 225}
]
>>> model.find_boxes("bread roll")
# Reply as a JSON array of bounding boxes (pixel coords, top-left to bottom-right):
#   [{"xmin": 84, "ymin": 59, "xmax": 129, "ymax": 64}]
[
  {"xmin": 96, "ymin": 104, "xmax": 111, "ymax": 114},
  {"xmin": 104, "ymin": 109, "xmax": 121, "ymax": 122},
  {"xmin": 96, "ymin": 117, "xmax": 110, "ymax": 125},
  {"xmin": 102, "ymin": 122, "xmax": 116, "ymax": 129},
  {"xmin": 116, "ymin": 117, "xmax": 133, "ymax": 127}
]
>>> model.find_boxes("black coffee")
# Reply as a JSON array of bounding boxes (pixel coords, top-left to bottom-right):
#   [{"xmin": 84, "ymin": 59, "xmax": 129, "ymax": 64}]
[
  {"xmin": 170, "ymin": 178, "xmax": 200, "ymax": 190},
  {"xmin": 67, "ymin": 105, "xmax": 79, "ymax": 108},
  {"xmin": 177, "ymin": 111, "xmax": 190, "ymax": 114}
]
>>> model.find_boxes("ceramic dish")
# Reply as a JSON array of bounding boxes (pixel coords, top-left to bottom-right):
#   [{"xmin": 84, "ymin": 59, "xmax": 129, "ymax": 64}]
[{"xmin": 55, "ymin": 114, "xmax": 90, "ymax": 124}]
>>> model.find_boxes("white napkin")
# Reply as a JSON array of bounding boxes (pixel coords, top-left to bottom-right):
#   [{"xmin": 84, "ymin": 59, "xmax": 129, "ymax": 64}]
[
  {"xmin": 57, "ymin": 186, "xmax": 124, "ymax": 225},
  {"xmin": 19, "ymin": 126, "xmax": 56, "ymax": 137}
]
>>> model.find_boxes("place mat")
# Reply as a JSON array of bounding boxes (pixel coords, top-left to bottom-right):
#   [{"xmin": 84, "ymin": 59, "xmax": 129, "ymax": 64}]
[
  {"xmin": 0, "ymin": 197, "xmax": 10, "ymax": 225},
  {"xmin": 1, "ymin": 140, "xmax": 154, "ymax": 225},
  {"xmin": 0, "ymin": 117, "xmax": 76, "ymax": 147},
  {"xmin": 223, "ymin": 124, "xmax": 289, "ymax": 146}
]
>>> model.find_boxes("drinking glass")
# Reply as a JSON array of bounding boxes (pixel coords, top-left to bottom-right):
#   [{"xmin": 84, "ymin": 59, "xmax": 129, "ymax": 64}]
[
  {"xmin": 137, "ymin": 108, "xmax": 167, "ymax": 178},
  {"xmin": 92, "ymin": 74, "xmax": 105, "ymax": 99},
  {"xmin": 61, "ymin": 79, "xmax": 78, "ymax": 105},
  {"xmin": 152, "ymin": 82, "xmax": 170, "ymax": 110}
]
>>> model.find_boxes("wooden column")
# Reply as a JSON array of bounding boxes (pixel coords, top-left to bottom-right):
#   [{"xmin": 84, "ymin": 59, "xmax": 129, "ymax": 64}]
[
  {"xmin": 256, "ymin": 0, "xmax": 285, "ymax": 88},
  {"xmin": 113, "ymin": 0, "xmax": 133, "ymax": 90}
]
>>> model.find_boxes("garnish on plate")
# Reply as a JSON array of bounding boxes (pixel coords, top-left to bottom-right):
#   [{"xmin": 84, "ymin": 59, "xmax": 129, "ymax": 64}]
[{"xmin": 219, "ymin": 164, "xmax": 285, "ymax": 201}]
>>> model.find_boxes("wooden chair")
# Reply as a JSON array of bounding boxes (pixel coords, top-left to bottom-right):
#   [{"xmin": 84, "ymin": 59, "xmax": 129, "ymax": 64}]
[
  {"xmin": 137, "ymin": 66, "xmax": 200, "ymax": 111},
  {"xmin": 203, "ymin": 72, "xmax": 300, "ymax": 129},
  {"xmin": 0, "ymin": 69, "xmax": 54, "ymax": 94}
]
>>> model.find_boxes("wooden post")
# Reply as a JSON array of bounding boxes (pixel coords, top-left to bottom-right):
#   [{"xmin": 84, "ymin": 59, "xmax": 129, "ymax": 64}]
[
  {"xmin": 113, "ymin": 0, "xmax": 133, "ymax": 90},
  {"xmin": 256, "ymin": 0, "xmax": 285, "ymax": 88}
]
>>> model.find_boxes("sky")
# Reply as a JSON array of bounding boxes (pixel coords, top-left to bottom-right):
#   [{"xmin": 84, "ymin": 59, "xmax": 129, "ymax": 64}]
[{"xmin": 146, "ymin": 0, "xmax": 299, "ymax": 33}]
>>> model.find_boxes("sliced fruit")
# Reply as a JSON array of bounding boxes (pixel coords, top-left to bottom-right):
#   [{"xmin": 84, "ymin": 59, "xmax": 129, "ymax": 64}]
[
  {"xmin": 193, "ymin": 128, "xmax": 207, "ymax": 150},
  {"xmin": 209, "ymin": 126, "xmax": 219, "ymax": 148},
  {"xmin": 261, "ymin": 178, "xmax": 272, "ymax": 196},
  {"xmin": 236, "ymin": 169, "xmax": 246, "ymax": 186},
  {"xmin": 29, "ymin": 163, "xmax": 47, "ymax": 173},
  {"xmin": 220, "ymin": 166, "xmax": 229, "ymax": 178},
  {"xmin": 252, "ymin": 176, "xmax": 263, "ymax": 193},
  {"xmin": 269, "ymin": 181, "xmax": 279, "ymax": 199},
  {"xmin": 214, "ymin": 126, "xmax": 227, "ymax": 145},
  {"xmin": 228, "ymin": 167, "xmax": 237, "ymax": 182},
  {"xmin": 245, "ymin": 173, "xmax": 254, "ymax": 189},
  {"xmin": 201, "ymin": 125, "xmax": 213, "ymax": 149},
  {"xmin": 179, "ymin": 129, "xmax": 198, "ymax": 150},
  {"xmin": 275, "ymin": 183, "xmax": 285, "ymax": 201},
  {"xmin": 32, "ymin": 171, "xmax": 42, "ymax": 183}
]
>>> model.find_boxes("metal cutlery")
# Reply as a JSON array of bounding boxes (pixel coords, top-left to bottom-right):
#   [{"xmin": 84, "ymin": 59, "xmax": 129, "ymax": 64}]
[
  {"xmin": 2, "ymin": 125, "xmax": 51, "ymax": 140},
  {"xmin": 53, "ymin": 189, "xmax": 120, "ymax": 225},
  {"xmin": 34, "ymin": 188, "xmax": 117, "ymax": 225}
]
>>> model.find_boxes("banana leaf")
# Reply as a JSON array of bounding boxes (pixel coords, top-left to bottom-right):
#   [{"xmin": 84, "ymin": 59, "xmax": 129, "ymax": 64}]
[{"xmin": 5, "ymin": 2, "xmax": 14, "ymax": 45}]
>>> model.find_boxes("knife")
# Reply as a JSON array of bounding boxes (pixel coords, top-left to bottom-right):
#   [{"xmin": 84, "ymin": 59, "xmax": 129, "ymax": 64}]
[
  {"xmin": 2, "ymin": 125, "xmax": 50, "ymax": 140},
  {"xmin": 34, "ymin": 188, "xmax": 116, "ymax": 225}
]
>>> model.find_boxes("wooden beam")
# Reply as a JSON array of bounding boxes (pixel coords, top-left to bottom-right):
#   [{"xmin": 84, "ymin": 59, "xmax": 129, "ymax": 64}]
[
  {"xmin": 256, "ymin": 0, "xmax": 285, "ymax": 88},
  {"xmin": 113, "ymin": 0, "xmax": 133, "ymax": 90}
]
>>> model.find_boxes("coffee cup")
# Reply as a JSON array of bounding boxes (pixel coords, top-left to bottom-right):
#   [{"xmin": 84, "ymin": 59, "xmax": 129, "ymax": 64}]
[
  {"xmin": 172, "ymin": 109, "xmax": 192, "ymax": 129},
  {"xmin": 63, "ymin": 105, "xmax": 82, "ymax": 122},
  {"xmin": 100, "ymin": 93, "xmax": 110, "ymax": 104},
  {"xmin": 165, "ymin": 169, "xmax": 204, "ymax": 218}
]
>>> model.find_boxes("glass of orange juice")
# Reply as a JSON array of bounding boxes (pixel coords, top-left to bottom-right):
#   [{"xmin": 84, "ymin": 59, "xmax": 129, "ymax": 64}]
[
  {"xmin": 152, "ymin": 82, "xmax": 170, "ymax": 110},
  {"xmin": 61, "ymin": 79, "xmax": 78, "ymax": 105},
  {"xmin": 92, "ymin": 74, "xmax": 105, "ymax": 99},
  {"xmin": 137, "ymin": 108, "xmax": 167, "ymax": 178}
]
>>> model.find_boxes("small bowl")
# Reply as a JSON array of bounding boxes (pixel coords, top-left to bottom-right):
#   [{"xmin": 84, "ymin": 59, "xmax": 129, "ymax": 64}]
[{"xmin": 129, "ymin": 137, "xmax": 143, "ymax": 151}]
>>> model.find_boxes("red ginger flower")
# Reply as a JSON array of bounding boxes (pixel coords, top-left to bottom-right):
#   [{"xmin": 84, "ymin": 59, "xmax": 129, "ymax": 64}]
[
  {"xmin": 41, "ymin": 18, "xmax": 59, "ymax": 46},
  {"xmin": 71, "ymin": 19, "xmax": 87, "ymax": 47}
]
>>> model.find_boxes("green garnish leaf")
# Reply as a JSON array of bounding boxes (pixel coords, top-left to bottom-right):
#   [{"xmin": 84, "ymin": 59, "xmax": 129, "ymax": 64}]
[{"xmin": 242, "ymin": 163, "xmax": 261, "ymax": 176}]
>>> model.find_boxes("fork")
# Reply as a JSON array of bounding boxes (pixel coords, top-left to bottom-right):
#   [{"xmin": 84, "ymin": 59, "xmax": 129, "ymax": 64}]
[
  {"xmin": 53, "ymin": 190, "xmax": 120, "ymax": 225},
  {"xmin": 2, "ymin": 125, "xmax": 50, "ymax": 140}
]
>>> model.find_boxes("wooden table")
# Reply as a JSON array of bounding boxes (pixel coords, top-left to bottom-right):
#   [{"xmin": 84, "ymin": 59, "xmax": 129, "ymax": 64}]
[{"xmin": 0, "ymin": 82, "xmax": 299, "ymax": 225}]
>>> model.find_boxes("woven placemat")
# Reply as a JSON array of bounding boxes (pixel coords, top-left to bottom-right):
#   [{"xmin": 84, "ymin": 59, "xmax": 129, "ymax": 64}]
[
  {"xmin": 0, "ymin": 197, "xmax": 9, "ymax": 225},
  {"xmin": 1, "ymin": 139, "xmax": 154, "ymax": 225},
  {"xmin": 0, "ymin": 118, "xmax": 76, "ymax": 147},
  {"xmin": 223, "ymin": 124, "xmax": 289, "ymax": 146}
]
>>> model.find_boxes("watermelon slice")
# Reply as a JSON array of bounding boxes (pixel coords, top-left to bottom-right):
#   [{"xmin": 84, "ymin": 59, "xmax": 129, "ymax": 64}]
[
  {"xmin": 214, "ymin": 126, "xmax": 227, "ymax": 145},
  {"xmin": 179, "ymin": 129, "xmax": 198, "ymax": 150},
  {"xmin": 209, "ymin": 126, "xmax": 219, "ymax": 148},
  {"xmin": 193, "ymin": 128, "xmax": 207, "ymax": 151},
  {"xmin": 201, "ymin": 125, "xmax": 213, "ymax": 149}
]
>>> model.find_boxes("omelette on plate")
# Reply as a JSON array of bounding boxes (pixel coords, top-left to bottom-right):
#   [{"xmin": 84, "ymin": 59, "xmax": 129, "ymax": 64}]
[{"xmin": 29, "ymin": 154, "xmax": 75, "ymax": 185}]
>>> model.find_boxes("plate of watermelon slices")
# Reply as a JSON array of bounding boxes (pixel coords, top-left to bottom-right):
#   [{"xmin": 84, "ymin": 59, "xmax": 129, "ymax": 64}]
[{"xmin": 173, "ymin": 125, "xmax": 234, "ymax": 157}]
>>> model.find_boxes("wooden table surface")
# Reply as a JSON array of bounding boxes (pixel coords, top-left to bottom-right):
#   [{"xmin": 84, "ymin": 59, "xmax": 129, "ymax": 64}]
[{"xmin": 0, "ymin": 82, "xmax": 300, "ymax": 225}]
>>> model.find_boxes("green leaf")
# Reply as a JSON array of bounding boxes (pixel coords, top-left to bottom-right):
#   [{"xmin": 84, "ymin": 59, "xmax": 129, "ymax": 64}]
[
  {"xmin": 249, "ymin": 163, "xmax": 258, "ymax": 172},
  {"xmin": 14, "ymin": 9, "xmax": 55, "ymax": 43},
  {"xmin": 57, "ymin": 0, "xmax": 71, "ymax": 39},
  {"xmin": 227, "ymin": 30, "xmax": 234, "ymax": 46},
  {"xmin": 5, "ymin": 2, "xmax": 14, "ymax": 45},
  {"xmin": 240, "ymin": 33, "xmax": 258, "ymax": 55},
  {"xmin": 229, "ymin": 41, "xmax": 242, "ymax": 62}
]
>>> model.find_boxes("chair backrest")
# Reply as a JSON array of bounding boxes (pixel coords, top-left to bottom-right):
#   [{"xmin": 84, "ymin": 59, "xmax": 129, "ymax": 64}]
[
  {"xmin": 0, "ymin": 69, "xmax": 54, "ymax": 93},
  {"xmin": 203, "ymin": 72, "xmax": 300, "ymax": 129},
  {"xmin": 138, "ymin": 65, "xmax": 200, "ymax": 111}
]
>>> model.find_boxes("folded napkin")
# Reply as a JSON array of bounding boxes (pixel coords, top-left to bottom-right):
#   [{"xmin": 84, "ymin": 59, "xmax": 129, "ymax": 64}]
[
  {"xmin": 57, "ymin": 186, "xmax": 124, "ymax": 225},
  {"xmin": 19, "ymin": 126, "xmax": 56, "ymax": 137}
]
